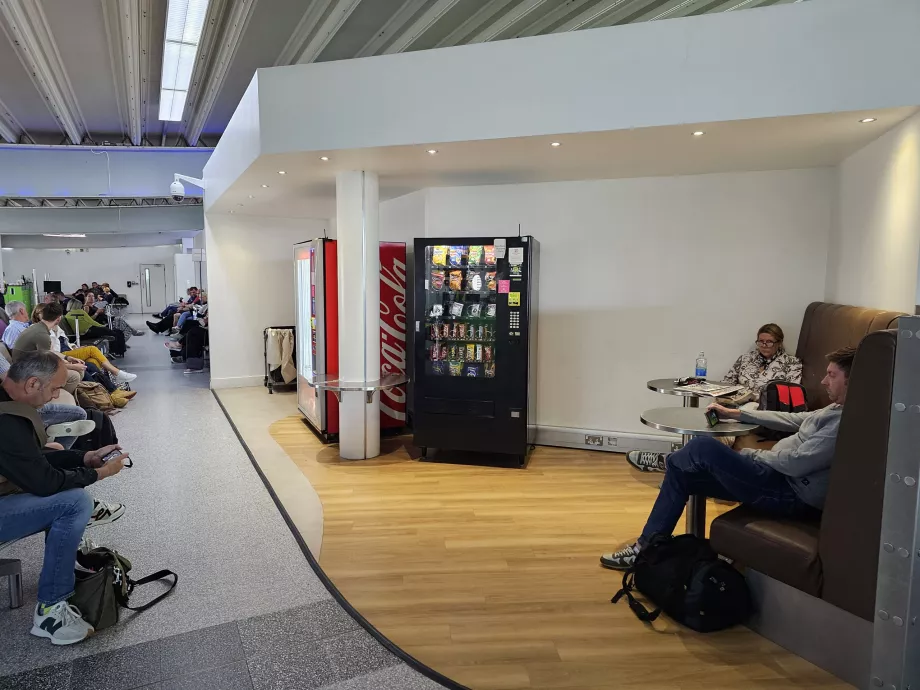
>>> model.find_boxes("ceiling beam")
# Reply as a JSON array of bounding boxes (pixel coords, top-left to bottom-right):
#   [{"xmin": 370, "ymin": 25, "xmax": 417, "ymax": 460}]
[
  {"xmin": 0, "ymin": 96, "xmax": 23, "ymax": 143},
  {"xmin": 293, "ymin": 0, "xmax": 365, "ymax": 64},
  {"xmin": 434, "ymin": 0, "xmax": 517, "ymax": 48},
  {"xmin": 468, "ymin": 0, "xmax": 556, "ymax": 43},
  {"xmin": 628, "ymin": 0, "xmax": 701, "ymax": 21},
  {"xmin": 355, "ymin": 0, "xmax": 428, "ymax": 57},
  {"xmin": 513, "ymin": 0, "xmax": 596, "ymax": 37},
  {"xmin": 381, "ymin": 0, "xmax": 463, "ymax": 54},
  {"xmin": 0, "ymin": 1, "xmax": 89, "ymax": 145},
  {"xmin": 102, "ymin": 0, "xmax": 153, "ymax": 146},
  {"xmin": 180, "ymin": 0, "xmax": 258, "ymax": 147},
  {"xmin": 552, "ymin": 0, "xmax": 632, "ymax": 32},
  {"xmin": 275, "ymin": 0, "xmax": 331, "ymax": 65}
]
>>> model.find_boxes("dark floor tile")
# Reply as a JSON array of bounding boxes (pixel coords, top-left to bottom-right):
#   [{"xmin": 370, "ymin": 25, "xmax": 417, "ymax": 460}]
[
  {"xmin": 159, "ymin": 622, "xmax": 243, "ymax": 678},
  {"xmin": 0, "ymin": 662, "xmax": 72, "ymax": 690},
  {"xmin": 247, "ymin": 640, "xmax": 339, "ymax": 690},
  {"xmin": 145, "ymin": 661, "xmax": 252, "ymax": 690},
  {"xmin": 320, "ymin": 630, "xmax": 399, "ymax": 681},
  {"xmin": 238, "ymin": 600, "xmax": 359, "ymax": 659},
  {"xmin": 70, "ymin": 639, "xmax": 162, "ymax": 690}
]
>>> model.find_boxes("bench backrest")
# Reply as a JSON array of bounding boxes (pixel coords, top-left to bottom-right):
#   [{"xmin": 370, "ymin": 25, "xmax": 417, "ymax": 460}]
[
  {"xmin": 796, "ymin": 302, "xmax": 902, "ymax": 410},
  {"xmin": 818, "ymin": 328, "xmax": 897, "ymax": 621}
]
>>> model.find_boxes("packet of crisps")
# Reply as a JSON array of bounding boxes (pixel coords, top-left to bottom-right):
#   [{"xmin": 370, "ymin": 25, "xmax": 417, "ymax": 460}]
[
  {"xmin": 449, "ymin": 302, "xmax": 463, "ymax": 318},
  {"xmin": 484, "ymin": 246, "xmax": 496, "ymax": 265},
  {"xmin": 432, "ymin": 246, "xmax": 448, "ymax": 266},
  {"xmin": 468, "ymin": 245, "xmax": 484, "ymax": 266},
  {"xmin": 466, "ymin": 344, "xmax": 476, "ymax": 361},
  {"xmin": 431, "ymin": 270, "xmax": 445, "ymax": 289},
  {"xmin": 468, "ymin": 304, "xmax": 482, "ymax": 318},
  {"xmin": 467, "ymin": 270, "xmax": 484, "ymax": 292},
  {"xmin": 486, "ymin": 304, "xmax": 496, "ymax": 318},
  {"xmin": 465, "ymin": 364, "xmax": 479, "ymax": 377},
  {"xmin": 432, "ymin": 361, "xmax": 447, "ymax": 376},
  {"xmin": 449, "ymin": 271, "xmax": 463, "ymax": 291},
  {"xmin": 485, "ymin": 271, "xmax": 497, "ymax": 291},
  {"xmin": 485, "ymin": 363, "xmax": 496, "ymax": 378},
  {"xmin": 449, "ymin": 361, "xmax": 463, "ymax": 376},
  {"xmin": 449, "ymin": 246, "xmax": 465, "ymax": 267}
]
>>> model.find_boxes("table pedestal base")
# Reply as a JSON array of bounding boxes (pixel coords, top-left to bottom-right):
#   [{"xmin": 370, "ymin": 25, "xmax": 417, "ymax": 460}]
[{"xmin": 682, "ymin": 396, "xmax": 705, "ymax": 537}]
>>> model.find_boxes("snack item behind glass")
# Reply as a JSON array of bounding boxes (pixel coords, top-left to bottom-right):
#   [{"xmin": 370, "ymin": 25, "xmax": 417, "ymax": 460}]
[
  {"xmin": 449, "ymin": 246, "xmax": 465, "ymax": 267},
  {"xmin": 468, "ymin": 245, "xmax": 484, "ymax": 266},
  {"xmin": 430, "ymin": 270, "xmax": 445, "ymax": 290},
  {"xmin": 465, "ymin": 363, "xmax": 479, "ymax": 377},
  {"xmin": 449, "ymin": 302, "xmax": 464, "ymax": 318},
  {"xmin": 430, "ymin": 344, "xmax": 439, "ymax": 361},
  {"xmin": 476, "ymin": 325, "xmax": 484, "ymax": 341},
  {"xmin": 449, "ymin": 361, "xmax": 463, "ymax": 376},
  {"xmin": 431, "ymin": 361, "xmax": 448, "ymax": 376},
  {"xmin": 430, "ymin": 304, "xmax": 443, "ymax": 318},
  {"xmin": 484, "ymin": 345, "xmax": 493, "ymax": 361},
  {"xmin": 432, "ymin": 246, "xmax": 448, "ymax": 266},
  {"xmin": 466, "ymin": 344, "xmax": 476, "ymax": 361},
  {"xmin": 485, "ymin": 303, "xmax": 497, "ymax": 318},
  {"xmin": 439, "ymin": 345, "xmax": 448, "ymax": 360},
  {"xmin": 485, "ymin": 271, "xmax": 497, "ymax": 291},
  {"xmin": 449, "ymin": 270, "xmax": 463, "ymax": 291},
  {"xmin": 485, "ymin": 362, "xmax": 496, "ymax": 378},
  {"xmin": 467, "ymin": 270, "xmax": 484, "ymax": 292},
  {"xmin": 458, "ymin": 323, "xmax": 466, "ymax": 340},
  {"xmin": 484, "ymin": 245, "xmax": 496, "ymax": 265},
  {"xmin": 467, "ymin": 303, "xmax": 482, "ymax": 318},
  {"xmin": 449, "ymin": 345, "xmax": 458, "ymax": 360},
  {"xmin": 476, "ymin": 344, "xmax": 483, "ymax": 362},
  {"xmin": 430, "ymin": 325, "xmax": 440, "ymax": 341}
]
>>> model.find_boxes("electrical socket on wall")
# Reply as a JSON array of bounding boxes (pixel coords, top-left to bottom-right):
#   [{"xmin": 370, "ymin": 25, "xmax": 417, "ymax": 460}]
[
  {"xmin": 606, "ymin": 436, "xmax": 618, "ymax": 446},
  {"xmin": 585, "ymin": 435, "xmax": 603, "ymax": 447}
]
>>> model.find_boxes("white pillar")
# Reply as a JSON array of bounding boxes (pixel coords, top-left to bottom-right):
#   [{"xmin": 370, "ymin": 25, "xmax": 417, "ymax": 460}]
[{"xmin": 336, "ymin": 171, "xmax": 381, "ymax": 460}]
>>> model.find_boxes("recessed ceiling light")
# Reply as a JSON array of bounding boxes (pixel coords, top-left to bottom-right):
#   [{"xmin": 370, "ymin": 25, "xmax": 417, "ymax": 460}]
[
  {"xmin": 43, "ymin": 233, "xmax": 86, "ymax": 238},
  {"xmin": 859, "ymin": 118, "xmax": 877, "ymax": 123},
  {"xmin": 248, "ymin": 195, "xmax": 254, "ymax": 199},
  {"xmin": 550, "ymin": 142, "xmax": 561, "ymax": 147},
  {"xmin": 229, "ymin": 210, "xmax": 234, "ymax": 214},
  {"xmin": 692, "ymin": 131, "xmax": 705, "ymax": 136},
  {"xmin": 320, "ymin": 156, "xmax": 329, "ymax": 161},
  {"xmin": 278, "ymin": 170, "xmax": 286, "ymax": 175},
  {"xmin": 426, "ymin": 149, "xmax": 438, "ymax": 155},
  {"xmin": 261, "ymin": 184, "xmax": 269, "ymax": 188}
]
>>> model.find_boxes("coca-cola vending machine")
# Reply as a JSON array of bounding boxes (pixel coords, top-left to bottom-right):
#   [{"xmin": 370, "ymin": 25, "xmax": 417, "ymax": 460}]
[{"xmin": 294, "ymin": 239, "xmax": 408, "ymax": 440}]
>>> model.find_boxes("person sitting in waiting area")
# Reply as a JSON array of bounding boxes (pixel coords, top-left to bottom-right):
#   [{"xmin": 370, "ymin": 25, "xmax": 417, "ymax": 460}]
[
  {"xmin": 83, "ymin": 293, "xmax": 107, "ymax": 321},
  {"xmin": 65, "ymin": 299, "xmax": 127, "ymax": 357},
  {"xmin": 3, "ymin": 301, "xmax": 31, "ymax": 350},
  {"xmin": 626, "ymin": 323, "xmax": 804, "ymax": 473},
  {"xmin": 0, "ymin": 352, "xmax": 128, "ymax": 645},
  {"xmin": 601, "ymin": 346, "xmax": 854, "ymax": 571},
  {"xmin": 151, "ymin": 287, "xmax": 200, "ymax": 322}
]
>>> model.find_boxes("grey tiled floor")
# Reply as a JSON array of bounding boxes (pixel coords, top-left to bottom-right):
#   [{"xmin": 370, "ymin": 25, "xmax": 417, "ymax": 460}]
[{"xmin": 0, "ymin": 322, "xmax": 446, "ymax": 690}]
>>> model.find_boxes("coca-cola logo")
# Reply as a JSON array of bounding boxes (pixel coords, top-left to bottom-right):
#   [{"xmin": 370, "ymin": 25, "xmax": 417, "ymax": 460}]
[{"xmin": 379, "ymin": 247, "xmax": 407, "ymax": 423}]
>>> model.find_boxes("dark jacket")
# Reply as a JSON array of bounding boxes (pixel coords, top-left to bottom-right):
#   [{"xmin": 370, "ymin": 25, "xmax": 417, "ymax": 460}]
[{"xmin": 0, "ymin": 388, "xmax": 99, "ymax": 497}]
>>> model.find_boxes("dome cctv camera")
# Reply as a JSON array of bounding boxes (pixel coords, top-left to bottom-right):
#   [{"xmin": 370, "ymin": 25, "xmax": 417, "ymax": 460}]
[{"xmin": 170, "ymin": 179, "xmax": 185, "ymax": 202}]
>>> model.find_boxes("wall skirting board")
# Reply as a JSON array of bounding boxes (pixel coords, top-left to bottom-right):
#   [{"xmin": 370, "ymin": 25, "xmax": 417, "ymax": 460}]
[
  {"xmin": 210, "ymin": 375, "xmax": 266, "ymax": 390},
  {"xmin": 535, "ymin": 425, "xmax": 676, "ymax": 454}
]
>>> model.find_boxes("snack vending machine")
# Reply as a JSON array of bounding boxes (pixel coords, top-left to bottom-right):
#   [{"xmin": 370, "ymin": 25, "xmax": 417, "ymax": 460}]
[
  {"xmin": 412, "ymin": 236, "xmax": 539, "ymax": 466},
  {"xmin": 294, "ymin": 239, "xmax": 408, "ymax": 441}
]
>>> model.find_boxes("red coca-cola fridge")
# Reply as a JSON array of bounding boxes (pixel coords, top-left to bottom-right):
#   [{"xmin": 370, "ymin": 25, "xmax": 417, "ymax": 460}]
[{"xmin": 294, "ymin": 238, "xmax": 408, "ymax": 441}]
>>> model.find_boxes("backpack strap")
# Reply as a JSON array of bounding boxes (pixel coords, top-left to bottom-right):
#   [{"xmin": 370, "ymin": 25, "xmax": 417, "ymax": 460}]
[
  {"xmin": 611, "ymin": 571, "xmax": 662, "ymax": 623},
  {"xmin": 0, "ymin": 400, "xmax": 48, "ymax": 446},
  {"xmin": 119, "ymin": 570, "xmax": 178, "ymax": 612}
]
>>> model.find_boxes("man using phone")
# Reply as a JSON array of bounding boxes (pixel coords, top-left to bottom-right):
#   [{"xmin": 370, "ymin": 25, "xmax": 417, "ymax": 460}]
[
  {"xmin": 0, "ymin": 352, "xmax": 129, "ymax": 645},
  {"xmin": 601, "ymin": 347, "xmax": 855, "ymax": 570}
]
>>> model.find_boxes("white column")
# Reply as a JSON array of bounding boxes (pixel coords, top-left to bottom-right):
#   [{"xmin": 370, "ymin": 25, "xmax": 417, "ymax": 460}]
[{"xmin": 336, "ymin": 171, "xmax": 381, "ymax": 460}]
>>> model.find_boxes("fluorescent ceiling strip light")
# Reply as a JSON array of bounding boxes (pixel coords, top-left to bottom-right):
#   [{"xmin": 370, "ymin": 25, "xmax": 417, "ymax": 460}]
[
  {"xmin": 159, "ymin": 0, "xmax": 210, "ymax": 121},
  {"xmin": 43, "ymin": 233, "xmax": 87, "ymax": 238}
]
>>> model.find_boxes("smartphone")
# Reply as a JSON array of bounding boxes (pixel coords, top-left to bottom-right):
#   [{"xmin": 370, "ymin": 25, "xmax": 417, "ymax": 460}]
[
  {"xmin": 705, "ymin": 409, "xmax": 720, "ymax": 428},
  {"xmin": 101, "ymin": 449, "xmax": 132, "ymax": 467}
]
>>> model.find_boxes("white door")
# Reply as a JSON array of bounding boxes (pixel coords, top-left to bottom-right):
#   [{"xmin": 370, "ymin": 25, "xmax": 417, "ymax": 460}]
[{"xmin": 139, "ymin": 264, "xmax": 168, "ymax": 315}]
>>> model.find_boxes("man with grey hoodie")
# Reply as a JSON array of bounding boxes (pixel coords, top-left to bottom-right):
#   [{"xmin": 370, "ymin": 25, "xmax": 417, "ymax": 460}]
[{"xmin": 602, "ymin": 346, "xmax": 855, "ymax": 570}]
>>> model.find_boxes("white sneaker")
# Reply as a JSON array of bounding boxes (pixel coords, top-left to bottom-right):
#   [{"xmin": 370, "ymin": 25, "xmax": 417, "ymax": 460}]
[
  {"xmin": 45, "ymin": 419, "xmax": 95, "ymax": 441},
  {"xmin": 31, "ymin": 601, "xmax": 94, "ymax": 645},
  {"xmin": 114, "ymin": 370, "xmax": 137, "ymax": 385},
  {"xmin": 87, "ymin": 499, "xmax": 125, "ymax": 527}
]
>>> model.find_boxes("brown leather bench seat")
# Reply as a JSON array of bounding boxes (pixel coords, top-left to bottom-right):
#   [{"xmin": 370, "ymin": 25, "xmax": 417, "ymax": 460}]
[{"xmin": 710, "ymin": 302, "xmax": 902, "ymax": 622}]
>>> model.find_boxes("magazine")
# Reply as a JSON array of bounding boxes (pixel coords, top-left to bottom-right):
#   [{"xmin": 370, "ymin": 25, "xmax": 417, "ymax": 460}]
[{"xmin": 675, "ymin": 382, "xmax": 743, "ymax": 397}]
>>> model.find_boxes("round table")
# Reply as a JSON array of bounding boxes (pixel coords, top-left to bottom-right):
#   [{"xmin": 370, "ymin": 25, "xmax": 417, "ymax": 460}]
[
  {"xmin": 647, "ymin": 378, "xmax": 713, "ymax": 409},
  {"xmin": 640, "ymin": 406, "xmax": 759, "ymax": 537}
]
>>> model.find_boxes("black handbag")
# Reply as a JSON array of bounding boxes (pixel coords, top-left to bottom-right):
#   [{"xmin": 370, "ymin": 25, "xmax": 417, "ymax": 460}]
[
  {"xmin": 612, "ymin": 534, "xmax": 751, "ymax": 632},
  {"xmin": 71, "ymin": 547, "xmax": 177, "ymax": 630}
]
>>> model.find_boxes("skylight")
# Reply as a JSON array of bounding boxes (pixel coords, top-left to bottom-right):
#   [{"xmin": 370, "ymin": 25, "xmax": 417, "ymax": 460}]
[{"xmin": 158, "ymin": 0, "xmax": 210, "ymax": 121}]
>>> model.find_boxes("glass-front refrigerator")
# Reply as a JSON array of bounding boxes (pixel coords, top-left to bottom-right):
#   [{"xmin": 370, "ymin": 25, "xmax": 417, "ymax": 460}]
[
  {"xmin": 294, "ymin": 238, "xmax": 408, "ymax": 441},
  {"xmin": 412, "ymin": 236, "xmax": 539, "ymax": 466}
]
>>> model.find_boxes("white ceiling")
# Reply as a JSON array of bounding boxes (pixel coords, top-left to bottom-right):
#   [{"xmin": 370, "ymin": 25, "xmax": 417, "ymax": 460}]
[
  {"xmin": 210, "ymin": 106, "xmax": 919, "ymax": 219},
  {"xmin": 1, "ymin": 230, "xmax": 194, "ymax": 249},
  {"xmin": 0, "ymin": 0, "xmax": 810, "ymax": 148}
]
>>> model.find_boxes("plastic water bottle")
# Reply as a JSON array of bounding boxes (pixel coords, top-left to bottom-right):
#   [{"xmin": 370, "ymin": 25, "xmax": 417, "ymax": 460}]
[{"xmin": 695, "ymin": 352, "xmax": 708, "ymax": 378}]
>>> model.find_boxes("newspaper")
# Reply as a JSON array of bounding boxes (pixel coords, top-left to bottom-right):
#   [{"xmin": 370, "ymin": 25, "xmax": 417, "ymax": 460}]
[{"xmin": 675, "ymin": 382, "xmax": 743, "ymax": 397}]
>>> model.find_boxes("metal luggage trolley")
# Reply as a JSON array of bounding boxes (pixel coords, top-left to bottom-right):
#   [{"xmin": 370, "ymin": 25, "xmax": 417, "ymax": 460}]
[{"xmin": 263, "ymin": 326, "xmax": 296, "ymax": 394}]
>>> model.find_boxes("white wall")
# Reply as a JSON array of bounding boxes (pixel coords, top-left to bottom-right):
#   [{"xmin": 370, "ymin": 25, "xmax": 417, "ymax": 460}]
[
  {"xmin": 425, "ymin": 169, "xmax": 834, "ymax": 435},
  {"xmin": 826, "ymin": 111, "xmax": 920, "ymax": 313},
  {"xmin": 3, "ymin": 246, "xmax": 179, "ymax": 313},
  {"xmin": 380, "ymin": 190, "xmax": 427, "ymax": 246},
  {"xmin": 206, "ymin": 215, "xmax": 330, "ymax": 388}
]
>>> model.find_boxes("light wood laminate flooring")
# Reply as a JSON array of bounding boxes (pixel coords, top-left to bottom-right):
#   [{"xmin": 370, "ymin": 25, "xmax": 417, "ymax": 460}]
[{"xmin": 269, "ymin": 417, "xmax": 850, "ymax": 690}]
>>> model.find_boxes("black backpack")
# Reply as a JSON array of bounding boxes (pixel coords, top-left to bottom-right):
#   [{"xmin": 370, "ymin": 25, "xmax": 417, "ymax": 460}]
[
  {"xmin": 758, "ymin": 380, "xmax": 808, "ymax": 441},
  {"xmin": 73, "ymin": 408, "xmax": 118, "ymax": 452},
  {"xmin": 612, "ymin": 534, "xmax": 751, "ymax": 632}
]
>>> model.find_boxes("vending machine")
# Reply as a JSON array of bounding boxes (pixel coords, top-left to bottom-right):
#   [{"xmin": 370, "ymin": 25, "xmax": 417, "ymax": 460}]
[
  {"xmin": 294, "ymin": 239, "xmax": 408, "ymax": 440},
  {"xmin": 412, "ymin": 236, "xmax": 539, "ymax": 466}
]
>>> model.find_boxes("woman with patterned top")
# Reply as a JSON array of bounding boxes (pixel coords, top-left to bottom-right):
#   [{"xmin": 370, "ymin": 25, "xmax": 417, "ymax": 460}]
[{"xmin": 626, "ymin": 323, "xmax": 803, "ymax": 472}]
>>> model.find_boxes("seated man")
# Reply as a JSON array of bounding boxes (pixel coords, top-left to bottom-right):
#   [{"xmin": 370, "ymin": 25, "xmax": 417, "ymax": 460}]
[
  {"xmin": 3, "ymin": 300, "xmax": 31, "ymax": 350},
  {"xmin": 0, "ymin": 352, "xmax": 128, "ymax": 645},
  {"xmin": 601, "ymin": 347, "xmax": 854, "ymax": 570}
]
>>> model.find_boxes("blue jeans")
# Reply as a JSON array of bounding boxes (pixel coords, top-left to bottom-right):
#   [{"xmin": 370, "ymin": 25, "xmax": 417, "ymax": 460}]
[
  {"xmin": 176, "ymin": 311, "xmax": 192, "ymax": 329},
  {"xmin": 0, "ymin": 489, "xmax": 93, "ymax": 604},
  {"xmin": 640, "ymin": 436, "xmax": 808, "ymax": 544},
  {"xmin": 39, "ymin": 404, "xmax": 87, "ymax": 450}
]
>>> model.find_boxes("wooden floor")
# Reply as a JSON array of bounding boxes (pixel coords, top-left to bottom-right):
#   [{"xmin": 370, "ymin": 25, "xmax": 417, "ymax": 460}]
[{"xmin": 270, "ymin": 417, "xmax": 850, "ymax": 690}]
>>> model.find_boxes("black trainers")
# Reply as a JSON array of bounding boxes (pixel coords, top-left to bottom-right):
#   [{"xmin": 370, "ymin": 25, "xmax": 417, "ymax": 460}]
[
  {"xmin": 626, "ymin": 450, "xmax": 667, "ymax": 473},
  {"xmin": 600, "ymin": 542, "xmax": 641, "ymax": 570}
]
